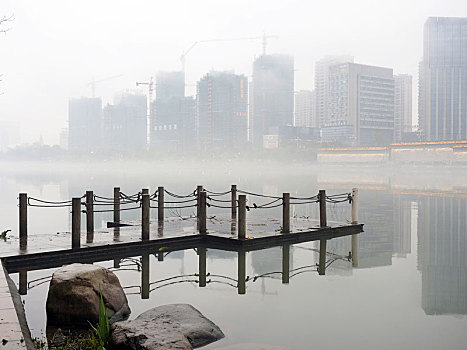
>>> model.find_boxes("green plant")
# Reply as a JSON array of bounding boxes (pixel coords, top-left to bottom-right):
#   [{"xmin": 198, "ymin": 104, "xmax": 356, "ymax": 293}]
[
  {"xmin": 1, "ymin": 229, "xmax": 11, "ymax": 241},
  {"xmin": 89, "ymin": 290, "xmax": 110, "ymax": 350}
]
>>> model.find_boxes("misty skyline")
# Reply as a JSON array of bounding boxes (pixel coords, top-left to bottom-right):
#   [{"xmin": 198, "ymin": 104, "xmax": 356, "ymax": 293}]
[{"xmin": 1, "ymin": 0, "xmax": 467, "ymax": 144}]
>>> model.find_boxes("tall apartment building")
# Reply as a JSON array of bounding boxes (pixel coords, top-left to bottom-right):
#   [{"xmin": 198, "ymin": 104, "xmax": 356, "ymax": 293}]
[
  {"xmin": 151, "ymin": 71, "xmax": 196, "ymax": 151},
  {"xmin": 103, "ymin": 93, "xmax": 147, "ymax": 152},
  {"xmin": 197, "ymin": 71, "xmax": 248, "ymax": 150},
  {"xmin": 314, "ymin": 55, "xmax": 354, "ymax": 128},
  {"xmin": 250, "ymin": 54, "xmax": 294, "ymax": 146},
  {"xmin": 394, "ymin": 74, "xmax": 413, "ymax": 142},
  {"xmin": 322, "ymin": 63, "xmax": 395, "ymax": 146},
  {"xmin": 294, "ymin": 90, "xmax": 315, "ymax": 127},
  {"xmin": 419, "ymin": 17, "xmax": 467, "ymax": 141},
  {"xmin": 68, "ymin": 97, "xmax": 102, "ymax": 153}
]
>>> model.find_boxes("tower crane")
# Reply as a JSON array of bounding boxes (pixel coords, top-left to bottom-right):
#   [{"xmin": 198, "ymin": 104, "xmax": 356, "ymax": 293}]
[
  {"xmin": 86, "ymin": 74, "xmax": 123, "ymax": 98},
  {"xmin": 135, "ymin": 77, "xmax": 154, "ymax": 146},
  {"xmin": 180, "ymin": 32, "xmax": 279, "ymax": 72}
]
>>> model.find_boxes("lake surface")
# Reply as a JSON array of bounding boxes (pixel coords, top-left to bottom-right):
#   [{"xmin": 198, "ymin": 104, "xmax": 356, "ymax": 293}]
[{"xmin": 1, "ymin": 161, "xmax": 466, "ymax": 350}]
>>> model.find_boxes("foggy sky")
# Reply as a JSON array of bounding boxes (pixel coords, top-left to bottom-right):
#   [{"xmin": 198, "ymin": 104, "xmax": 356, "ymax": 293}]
[{"xmin": 1, "ymin": 0, "xmax": 467, "ymax": 145}]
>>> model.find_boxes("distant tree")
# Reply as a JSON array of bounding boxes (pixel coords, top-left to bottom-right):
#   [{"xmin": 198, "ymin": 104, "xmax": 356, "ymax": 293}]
[{"xmin": 0, "ymin": 14, "xmax": 13, "ymax": 34}]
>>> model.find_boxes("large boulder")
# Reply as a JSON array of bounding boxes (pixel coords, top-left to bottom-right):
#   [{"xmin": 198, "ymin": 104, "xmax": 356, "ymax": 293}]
[
  {"xmin": 46, "ymin": 263, "xmax": 130, "ymax": 327},
  {"xmin": 111, "ymin": 304, "xmax": 224, "ymax": 350}
]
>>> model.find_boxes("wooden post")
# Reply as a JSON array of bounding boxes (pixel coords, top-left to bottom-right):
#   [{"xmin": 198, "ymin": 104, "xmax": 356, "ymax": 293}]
[
  {"xmin": 86, "ymin": 191, "xmax": 94, "ymax": 243},
  {"xmin": 196, "ymin": 185, "xmax": 203, "ymax": 219},
  {"xmin": 198, "ymin": 247, "xmax": 207, "ymax": 287},
  {"xmin": 141, "ymin": 253, "xmax": 149, "ymax": 299},
  {"xmin": 238, "ymin": 249, "xmax": 246, "ymax": 295},
  {"xmin": 19, "ymin": 270, "xmax": 27, "ymax": 295},
  {"xmin": 199, "ymin": 191, "xmax": 207, "ymax": 234},
  {"xmin": 319, "ymin": 190, "xmax": 327, "ymax": 227},
  {"xmin": 142, "ymin": 188, "xmax": 149, "ymax": 195},
  {"xmin": 318, "ymin": 239, "xmax": 327, "ymax": 275},
  {"xmin": 142, "ymin": 194, "xmax": 150, "ymax": 240},
  {"xmin": 19, "ymin": 193, "xmax": 27, "ymax": 248},
  {"xmin": 282, "ymin": 244, "xmax": 290, "ymax": 284},
  {"xmin": 282, "ymin": 193, "xmax": 290, "ymax": 233},
  {"xmin": 158, "ymin": 186, "xmax": 164, "ymax": 222},
  {"xmin": 238, "ymin": 195, "xmax": 246, "ymax": 239},
  {"xmin": 113, "ymin": 187, "xmax": 120, "ymax": 223},
  {"xmin": 351, "ymin": 188, "xmax": 359, "ymax": 224},
  {"xmin": 157, "ymin": 252, "xmax": 164, "ymax": 261},
  {"xmin": 113, "ymin": 259, "xmax": 120, "ymax": 268},
  {"xmin": 72, "ymin": 197, "xmax": 81, "ymax": 249},
  {"xmin": 231, "ymin": 184, "xmax": 237, "ymax": 218}
]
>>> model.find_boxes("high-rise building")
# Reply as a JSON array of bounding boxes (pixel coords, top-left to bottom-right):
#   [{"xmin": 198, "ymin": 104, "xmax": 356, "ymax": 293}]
[
  {"xmin": 250, "ymin": 54, "xmax": 294, "ymax": 146},
  {"xmin": 314, "ymin": 55, "xmax": 354, "ymax": 128},
  {"xmin": 394, "ymin": 74, "xmax": 413, "ymax": 142},
  {"xmin": 103, "ymin": 93, "xmax": 147, "ymax": 152},
  {"xmin": 322, "ymin": 63, "xmax": 394, "ymax": 146},
  {"xmin": 151, "ymin": 71, "xmax": 196, "ymax": 152},
  {"xmin": 68, "ymin": 97, "xmax": 102, "ymax": 153},
  {"xmin": 197, "ymin": 71, "xmax": 248, "ymax": 150},
  {"xmin": 294, "ymin": 90, "xmax": 315, "ymax": 127},
  {"xmin": 419, "ymin": 17, "xmax": 467, "ymax": 141}
]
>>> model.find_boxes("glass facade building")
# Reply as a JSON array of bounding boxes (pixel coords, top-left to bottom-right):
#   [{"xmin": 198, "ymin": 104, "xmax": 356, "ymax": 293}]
[
  {"xmin": 419, "ymin": 17, "xmax": 467, "ymax": 141},
  {"xmin": 324, "ymin": 63, "xmax": 394, "ymax": 146}
]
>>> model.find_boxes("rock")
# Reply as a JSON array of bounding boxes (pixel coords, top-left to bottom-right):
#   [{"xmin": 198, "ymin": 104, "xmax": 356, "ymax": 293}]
[
  {"xmin": 46, "ymin": 263, "xmax": 130, "ymax": 327},
  {"xmin": 111, "ymin": 304, "xmax": 224, "ymax": 350}
]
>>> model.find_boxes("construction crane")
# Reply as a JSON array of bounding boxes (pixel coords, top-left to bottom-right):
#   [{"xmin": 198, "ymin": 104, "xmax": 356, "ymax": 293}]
[
  {"xmin": 86, "ymin": 74, "xmax": 123, "ymax": 98},
  {"xmin": 180, "ymin": 32, "xmax": 279, "ymax": 72},
  {"xmin": 135, "ymin": 77, "xmax": 154, "ymax": 146}
]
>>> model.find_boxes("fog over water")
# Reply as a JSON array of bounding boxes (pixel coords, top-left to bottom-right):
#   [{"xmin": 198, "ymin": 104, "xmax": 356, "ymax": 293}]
[{"xmin": 1, "ymin": 162, "xmax": 466, "ymax": 349}]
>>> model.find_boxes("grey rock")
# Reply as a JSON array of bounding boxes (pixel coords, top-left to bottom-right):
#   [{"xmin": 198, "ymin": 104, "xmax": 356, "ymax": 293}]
[
  {"xmin": 46, "ymin": 263, "xmax": 130, "ymax": 327},
  {"xmin": 111, "ymin": 304, "xmax": 224, "ymax": 350}
]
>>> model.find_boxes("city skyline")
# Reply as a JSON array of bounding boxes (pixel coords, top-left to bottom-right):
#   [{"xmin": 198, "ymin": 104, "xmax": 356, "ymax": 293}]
[{"xmin": 1, "ymin": 0, "xmax": 467, "ymax": 145}]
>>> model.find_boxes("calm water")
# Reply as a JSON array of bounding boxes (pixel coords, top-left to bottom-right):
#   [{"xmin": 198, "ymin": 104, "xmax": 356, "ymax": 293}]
[{"xmin": 1, "ymin": 161, "xmax": 466, "ymax": 350}]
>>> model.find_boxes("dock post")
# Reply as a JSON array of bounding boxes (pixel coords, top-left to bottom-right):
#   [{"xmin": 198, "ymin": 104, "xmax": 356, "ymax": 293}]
[
  {"xmin": 86, "ymin": 190, "xmax": 94, "ymax": 243},
  {"xmin": 141, "ymin": 253, "xmax": 149, "ymax": 299},
  {"xmin": 142, "ymin": 193, "xmax": 150, "ymax": 240},
  {"xmin": 238, "ymin": 195, "xmax": 246, "ymax": 239},
  {"xmin": 231, "ymin": 184, "xmax": 237, "ymax": 218},
  {"xmin": 113, "ymin": 259, "xmax": 120, "ymax": 268},
  {"xmin": 282, "ymin": 244, "xmax": 290, "ymax": 284},
  {"xmin": 199, "ymin": 191, "xmax": 207, "ymax": 234},
  {"xmin": 158, "ymin": 186, "xmax": 164, "ymax": 222},
  {"xmin": 19, "ymin": 193, "xmax": 27, "ymax": 248},
  {"xmin": 318, "ymin": 239, "xmax": 327, "ymax": 275},
  {"xmin": 19, "ymin": 270, "xmax": 27, "ymax": 295},
  {"xmin": 142, "ymin": 188, "xmax": 149, "ymax": 195},
  {"xmin": 238, "ymin": 249, "xmax": 246, "ymax": 295},
  {"xmin": 282, "ymin": 193, "xmax": 290, "ymax": 233},
  {"xmin": 196, "ymin": 185, "xmax": 203, "ymax": 219},
  {"xmin": 351, "ymin": 188, "xmax": 359, "ymax": 224},
  {"xmin": 157, "ymin": 252, "xmax": 164, "ymax": 261},
  {"xmin": 113, "ymin": 187, "xmax": 120, "ymax": 224},
  {"xmin": 198, "ymin": 247, "xmax": 207, "ymax": 287},
  {"xmin": 319, "ymin": 190, "xmax": 327, "ymax": 227},
  {"xmin": 72, "ymin": 197, "xmax": 81, "ymax": 249}
]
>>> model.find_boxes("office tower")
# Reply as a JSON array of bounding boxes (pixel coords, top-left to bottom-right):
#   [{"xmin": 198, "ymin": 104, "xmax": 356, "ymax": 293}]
[
  {"xmin": 68, "ymin": 97, "xmax": 102, "ymax": 153},
  {"xmin": 323, "ymin": 62, "xmax": 394, "ymax": 146},
  {"xmin": 197, "ymin": 71, "xmax": 248, "ymax": 150},
  {"xmin": 250, "ymin": 54, "xmax": 294, "ymax": 146},
  {"xmin": 151, "ymin": 71, "xmax": 196, "ymax": 151},
  {"xmin": 314, "ymin": 55, "xmax": 354, "ymax": 128},
  {"xmin": 394, "ymin": 74, "xmax": 413, "ymax": 142},
  {"xmin": 294, "ymin": 90, "xmax": 315, "ymax": 127},
  {"xmin": 103, "ymin": 93, "xmax": 147, "ymax": 152},
  {"xmin": 419, "ymin": 17, "xmax": 467, "ymax": 141}
]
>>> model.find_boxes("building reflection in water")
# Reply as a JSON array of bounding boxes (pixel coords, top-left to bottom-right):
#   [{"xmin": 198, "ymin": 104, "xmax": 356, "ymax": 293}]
[{"xmin": 418, "ymin": 195, "xmax": 467, "ymax": 315}]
